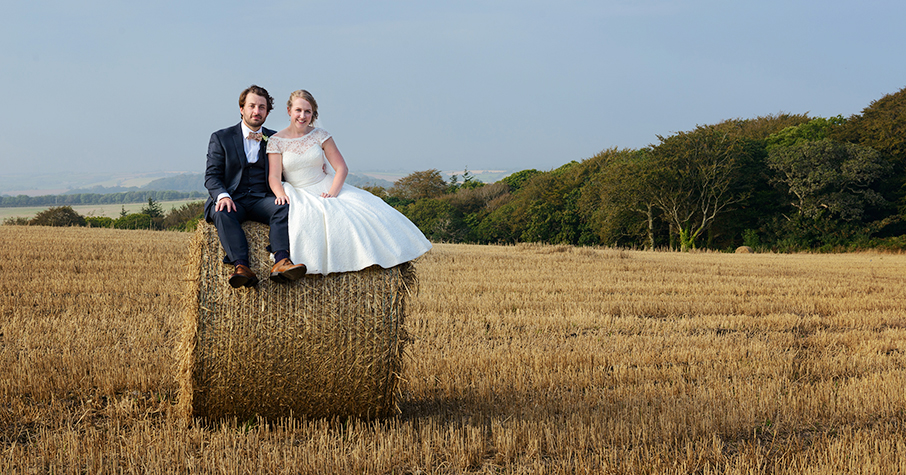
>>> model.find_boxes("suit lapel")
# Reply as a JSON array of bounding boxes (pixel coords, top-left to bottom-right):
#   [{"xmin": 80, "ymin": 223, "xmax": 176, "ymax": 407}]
[
  {"xmin": 230, "ymin": 124, "xmax": 247, "ymax": 169},
  {"xmin": 257, "ymin": 134, "xmax": 268, "ymax": 162},
  {"xmin": 257, "ymin": 127, "xmax": 273, "ymax": 167}
]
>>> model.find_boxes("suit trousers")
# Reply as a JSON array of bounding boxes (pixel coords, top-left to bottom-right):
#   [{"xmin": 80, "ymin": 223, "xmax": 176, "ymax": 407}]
[{"xmin": 210, "ymin": 194, "xmax": 290, "ymax": 265}]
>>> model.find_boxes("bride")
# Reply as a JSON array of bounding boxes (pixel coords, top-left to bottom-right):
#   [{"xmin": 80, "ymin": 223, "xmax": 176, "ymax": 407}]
[{"xmin": 266, "ymin": 90, "xmax": 432, "ymax": 275}]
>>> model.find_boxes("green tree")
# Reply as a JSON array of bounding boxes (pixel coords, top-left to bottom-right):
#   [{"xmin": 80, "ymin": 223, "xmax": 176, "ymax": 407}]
[
  {"xmin": 579, "ymin": 148, "xmax": 661, "ymax": 249},
  {"xmin": 162, "ymin": 201, "xmax": 204, "ymax": 231},
  {"xmin": 30, "ymin": 206, "xmax": 86, "ymax": 227},
  {"xmin": 766, "ymin": 116, "xmax": 846, "ymax": 152},
  {"xmin": 85, "ymin": 216, "xmax": 115, "ymax": 228},
  {"xmin": 831, "ymin": 87, "xmax": 906, "ymax": 218},
  {"xmin": 833, "ymin": 86, "xmax": 906, "ymax": 166},
  {"xmin": 501, "ymin": 169, "xmax": 541, "ymax": 192},
  {"xmin": 649, "ymin": 125, "xmax": 751, "ymax": 251},
  {"xmin": 360, "ymin": 185, "xmax": 388, "ymax": 199},
  {"xmin": 141, "ymin": 198, "xmax": 164, "ymax": 218},
  {"xmin": 442, "ymin": 182, "xmax": 510, "ymax": 242},
  {"xmin": 2, "ymin": 216, "xmax": 31, "ymax": 226},
  {"xmin": 710, "ymin": 113, "xmax": 809, "ymax": 141},
  {"xmin": 389, "ymin": 169, "xmax": 448, "ymax": 201},
  {"xmin": 403, "ymin": 198, "xmax": 458, "ymax": 241},
  {"xmin": 475, "ymin": 200, "xmax": 519, "ymax": 243},
  {"xmin": 115, "ymin": 213, "xmax": 152, "ymax": 230},
  {"xmin": 766, "ymin": 139, "xmax": 891, "ymax": 221},
  {"xmin": 504, "ymin": 162, "xmax": 596, "ymax": 245},
  {"xmin": 448, "ymin": 167, "xmax": 484, "ymax": 192}
]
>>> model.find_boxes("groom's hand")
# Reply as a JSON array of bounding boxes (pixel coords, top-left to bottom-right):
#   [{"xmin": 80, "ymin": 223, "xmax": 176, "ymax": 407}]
[{"xmin": 215, "ymin": 197, "xmax": 236, "ymax": 213}]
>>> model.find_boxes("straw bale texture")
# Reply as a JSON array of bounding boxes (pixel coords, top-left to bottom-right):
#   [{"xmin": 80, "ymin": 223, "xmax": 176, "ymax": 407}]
[{"xmin": 178, "ymin": 221, "xmax": 413, "ymax": 420}]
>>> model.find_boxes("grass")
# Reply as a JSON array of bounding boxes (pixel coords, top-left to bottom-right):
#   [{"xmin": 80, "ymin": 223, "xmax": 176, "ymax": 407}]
[{"xmin": 1, "ymin": 227, "xmax": 905, "ymax": 473}]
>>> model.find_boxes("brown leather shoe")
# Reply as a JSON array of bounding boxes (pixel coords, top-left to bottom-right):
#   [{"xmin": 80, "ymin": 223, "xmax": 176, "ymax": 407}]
[
  {"xmin": 229, "ymin": 264, "xmax": 258, "ymax": 288},
  {"xmin": 270, "ymin": 258, "xmax": 307, "ymax": 283}
]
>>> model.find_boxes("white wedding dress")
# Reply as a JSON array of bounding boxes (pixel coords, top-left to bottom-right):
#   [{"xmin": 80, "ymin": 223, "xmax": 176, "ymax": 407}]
[{"xmin": 266, "ymin": 128, "xmax": 432, "ymax": 275}]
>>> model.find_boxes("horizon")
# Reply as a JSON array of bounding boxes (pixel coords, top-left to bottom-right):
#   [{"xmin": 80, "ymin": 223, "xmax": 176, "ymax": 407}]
[{"xmin": 0, "ymin": 168, "xmax": 517, "ymax": 197}]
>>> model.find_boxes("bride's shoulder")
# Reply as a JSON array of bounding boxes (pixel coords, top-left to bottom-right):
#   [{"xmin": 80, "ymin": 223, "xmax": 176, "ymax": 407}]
[
  {"xmin": 265, "ymin": 130, "xmax": 289, "ymax": 151},
  {"xmin": 270, "ymin": 129, "xmax": 292, "ymax": 139},
  {"xmin": 313, "ymin": 127, "xmax": 331, "ymax": 141}
]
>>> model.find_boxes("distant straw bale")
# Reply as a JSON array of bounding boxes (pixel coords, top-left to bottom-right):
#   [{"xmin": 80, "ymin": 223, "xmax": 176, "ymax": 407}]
[
  {"xmin": 177, "ymin": 221, "xmax": 414, "ymax": 421},
  {"xmin": 735, "ymin": 246, "xmax": 754, "ymax": 254}
]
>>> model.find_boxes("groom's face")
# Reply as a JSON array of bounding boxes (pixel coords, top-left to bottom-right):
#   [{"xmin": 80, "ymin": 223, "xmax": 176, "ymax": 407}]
[{"xmin": 240, "ymin": 93, "xmax": 269, "ymax": 130}]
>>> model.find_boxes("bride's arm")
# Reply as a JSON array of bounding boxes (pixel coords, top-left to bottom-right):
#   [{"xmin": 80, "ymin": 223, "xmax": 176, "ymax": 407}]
[
  {"xmin": 268, "ymin": 153, "xmax": 290, "ymax": 205},
  {"xmin": 322, "ymin": 137, "xmax": 348, "ymax": 198}
]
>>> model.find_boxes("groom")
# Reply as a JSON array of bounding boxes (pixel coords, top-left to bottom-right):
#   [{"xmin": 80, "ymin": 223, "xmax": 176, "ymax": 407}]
[{"xmin": 203, "ymin": 85, "xmax": 307, "ymax": 288}]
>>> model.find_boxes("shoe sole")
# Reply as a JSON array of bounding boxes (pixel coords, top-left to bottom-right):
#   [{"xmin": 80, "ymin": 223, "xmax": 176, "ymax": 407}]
[
  {"xmin": 229, "ymin": 275, "xmax": 259, "ymax": 288},
  {"xmin": 270, "ymin": 265, "xmax": 307, "ymax": 283}
]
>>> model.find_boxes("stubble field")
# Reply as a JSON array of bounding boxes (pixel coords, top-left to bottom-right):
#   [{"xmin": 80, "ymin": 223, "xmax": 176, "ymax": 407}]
[{"xmin": 1, "ymin": 226, "xmax": 906, "ymax": 474}]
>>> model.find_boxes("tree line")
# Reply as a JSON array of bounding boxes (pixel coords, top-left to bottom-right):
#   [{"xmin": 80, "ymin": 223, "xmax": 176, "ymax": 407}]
[
  {"xmin": 3, "ymin": 199, "xmax": 204, "ymax": 232},
  {"xmin": 374, "ymin": 86, "xmax": 906, "ymax": 252},
  {"xmin": 0, "ymin": 190, "xmax": 206, "ymax": 208}
]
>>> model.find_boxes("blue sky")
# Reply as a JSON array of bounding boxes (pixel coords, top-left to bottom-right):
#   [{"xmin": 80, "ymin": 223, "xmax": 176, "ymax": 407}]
[{"xmin": 2, "ymin": 0, "xmax": 904, "ymax": 183}]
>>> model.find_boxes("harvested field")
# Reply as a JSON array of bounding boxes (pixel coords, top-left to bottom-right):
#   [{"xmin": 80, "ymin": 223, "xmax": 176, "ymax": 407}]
[{"xmin": 2, "ymin": 226, "xmax": 906, "ymax": 473}]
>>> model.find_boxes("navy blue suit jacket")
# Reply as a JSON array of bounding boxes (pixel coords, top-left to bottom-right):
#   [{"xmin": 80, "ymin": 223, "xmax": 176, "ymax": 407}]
[{"xmin": 203, "ymin": 123, "xmax": 277, "ymax": 222}]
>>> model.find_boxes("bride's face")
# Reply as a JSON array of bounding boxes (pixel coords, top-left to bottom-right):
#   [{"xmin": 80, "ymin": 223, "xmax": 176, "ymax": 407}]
[{"xmin": 288, "ymin": 98, "xmax": 314, "ymax": 129}]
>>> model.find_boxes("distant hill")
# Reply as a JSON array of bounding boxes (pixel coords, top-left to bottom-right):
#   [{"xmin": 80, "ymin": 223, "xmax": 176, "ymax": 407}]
[
  {"xmin": 61, "ymin": 172, "xmax": 394, "ymax": 195},
  {"xmin": 63, "ymin": 174, "xmax": 206, "ymax": 195},
  {"xmin": 142, "ymin": 174, "xmax": 206, "ymax": 192},
  {"xmin": 345, "ymin": 174, "xmax": 394, "ymax": 188}
]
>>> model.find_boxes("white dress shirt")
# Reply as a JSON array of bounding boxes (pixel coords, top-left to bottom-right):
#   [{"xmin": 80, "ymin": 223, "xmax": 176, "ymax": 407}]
[{"xmin": 240, "ymin": 122, "xmax": 263, "ymax": 164}]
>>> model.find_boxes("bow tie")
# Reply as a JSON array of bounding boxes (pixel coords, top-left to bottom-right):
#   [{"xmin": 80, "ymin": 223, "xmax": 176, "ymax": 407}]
[{"xmin": 246, "ymin": 132, "xmax": 263, "ymax": 142}]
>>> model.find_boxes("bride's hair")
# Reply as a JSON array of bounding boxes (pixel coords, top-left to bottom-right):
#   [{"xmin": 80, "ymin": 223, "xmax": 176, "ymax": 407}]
[{"xmin": 287, "ymin": 90, "xmax": 318, "ymax": 124}]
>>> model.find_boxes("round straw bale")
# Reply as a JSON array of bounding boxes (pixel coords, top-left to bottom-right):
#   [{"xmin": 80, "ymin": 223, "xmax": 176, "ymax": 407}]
[
  {"xmin": 735, "ymin": 246, "xmax": 754, "ymax": 254},
  {"xmin": 177, "ymin": 221, "xmax": 414, "ymax": 420}
]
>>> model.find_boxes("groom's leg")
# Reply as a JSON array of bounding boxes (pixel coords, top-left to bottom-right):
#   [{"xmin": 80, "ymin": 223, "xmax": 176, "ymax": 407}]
[
  {"xmin": 246, "ymin": 197, "xmax": 306, "ymax": 281},
  {"xmin": 211, "ymin": 202, "xmax": 250, "ymax": 264},
  {"xmin": 246, "ymin": 197, "xmax": 290, "ymax": 255}
]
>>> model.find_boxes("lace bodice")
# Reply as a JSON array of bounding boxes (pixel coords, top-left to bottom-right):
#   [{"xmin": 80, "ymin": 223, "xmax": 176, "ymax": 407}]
[{"xmin": 267, "ymin": 128, "xmax": 332, "ymax": 188}]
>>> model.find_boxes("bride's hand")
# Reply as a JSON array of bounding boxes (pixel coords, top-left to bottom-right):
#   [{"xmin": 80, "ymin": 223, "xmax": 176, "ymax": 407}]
[
  {"xmin": 275, "ymin": 195, "xmax": 290, "ymax": 205},
  {"xmin": 320, "ymin": 192, "xmax": 334, "ymax": 198}
]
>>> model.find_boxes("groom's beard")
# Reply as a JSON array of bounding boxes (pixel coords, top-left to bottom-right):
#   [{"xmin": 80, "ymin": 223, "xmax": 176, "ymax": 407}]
[{"xmin": 243, "ymin": 112, "xmax": 267, "ymax": 129}]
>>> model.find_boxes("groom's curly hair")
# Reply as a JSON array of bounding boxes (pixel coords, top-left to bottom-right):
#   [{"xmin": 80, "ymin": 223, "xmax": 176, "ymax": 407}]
[{"xmin": 239, "ymin": 85, "xmax": 274, "ymax": 112}]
